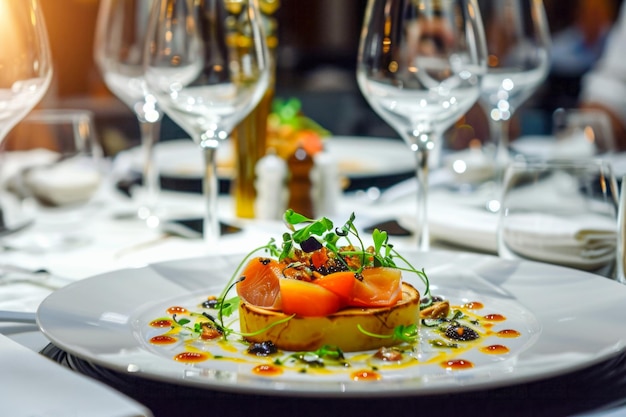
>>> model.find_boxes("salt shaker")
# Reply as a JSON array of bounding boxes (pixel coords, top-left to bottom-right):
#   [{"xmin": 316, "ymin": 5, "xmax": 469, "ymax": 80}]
[
  {"xmin": 312, "ymin": 147, "xmax": 341, "ymax": 217},
  {"xmin": 254, "ymin": 150, "xmax": 287, "ymax": 220}
]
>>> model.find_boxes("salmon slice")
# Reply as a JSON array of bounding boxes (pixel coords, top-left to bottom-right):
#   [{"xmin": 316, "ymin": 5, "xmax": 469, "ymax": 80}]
[{"xmin": 236, "ymin": 257, "xmax": 282, "ymax": 309}]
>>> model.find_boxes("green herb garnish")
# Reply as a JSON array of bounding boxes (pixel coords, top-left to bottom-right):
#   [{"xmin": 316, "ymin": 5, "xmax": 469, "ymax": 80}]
[
  {"xmin": 357, "ymin": 324, "xmax": 420, "ymax": 344},
  {"xmin": 287, "ymin": 345, "xmax": 347, "ymax": 368},
  {"xmin": 211, "ymin": 210, "xmax": 432, "ymax": 343}
]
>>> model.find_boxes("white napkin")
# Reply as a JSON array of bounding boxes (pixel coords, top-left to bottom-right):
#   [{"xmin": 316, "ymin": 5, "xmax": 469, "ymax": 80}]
[
  {"xmin": 500, "ymin": 213, "xmax": 616, "ymax": 270},
  {"xmin": 427, "ymin": 203, "xmax": 498, "ymax": 253},
  {"xmin": 511, "ymin": 134, "xmax": 596, "ymax": 159},
  {"xmin": 0, "ymin": 334, "xmax": 152, "ymax": 417},
  {"xmin": 419, "ymin": 189, "xmax": 617, "ymax": 272}
]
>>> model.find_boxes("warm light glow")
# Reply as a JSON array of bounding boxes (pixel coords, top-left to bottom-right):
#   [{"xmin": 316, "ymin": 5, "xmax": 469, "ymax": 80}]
[
  {"xmin": 583, "ymin": 126, "xmax": 595, "ymax": 144},
  {"xmin": 469, "ymin": 138, "xmax": 482, "ymax": 149},
  {"xmin": 0, "ymin": 1, "xmax": 21, "ymax": 86},
  {"xmin": 487, "ymin": 54, "xmax": 499, "ymax": 67},
  {"xmin": 383, "ymin": 36, "xmax": 391, "ymax": 53}
]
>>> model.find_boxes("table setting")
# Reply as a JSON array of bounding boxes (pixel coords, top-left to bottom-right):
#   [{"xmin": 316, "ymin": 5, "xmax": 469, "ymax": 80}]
[
  {"xmin": 5, "ymin": 134, "xmax": 626, "ymax": 413},
  {"xmin": 4, "ymin": 178, "xmax": 626, "ymax": 416},
  {"xmin": 3, "ymin": 0, "xmax": 626, "ymax": 416}
]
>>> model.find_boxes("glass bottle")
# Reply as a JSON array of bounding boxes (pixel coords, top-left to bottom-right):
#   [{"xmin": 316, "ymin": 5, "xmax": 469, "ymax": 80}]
[{"xmin": 231, "ymin": 0, "xmax": 280, "ymax": 218}]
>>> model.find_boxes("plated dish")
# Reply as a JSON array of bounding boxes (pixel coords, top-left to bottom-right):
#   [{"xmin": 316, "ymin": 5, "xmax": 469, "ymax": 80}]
[{"xmin": 36, "ymin": 249, "xmax": 626, "ymax": 397}]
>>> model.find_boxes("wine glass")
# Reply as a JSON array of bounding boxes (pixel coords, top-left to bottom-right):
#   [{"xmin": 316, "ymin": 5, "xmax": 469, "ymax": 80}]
[
  {"xmin": 357, "ymin": 0, "xmax": 487, "ymax": 250},
  {"xmin": 498, "ymin": 158, "xmax": 618, "ymax": 278},
  {"xmin": 477, "ymin": 0, "xmax": 551, "ymax": 211},
  {"xmin": 144, "ymin": 0, "xmax": 270, "ymax": 247},
  {"xmin": 0, "ymin": 0, "xmax": 53, "ymax": 232},
  {"xmin": 94, "ymin": 0, "xmax": 163, "ymax": 226}
]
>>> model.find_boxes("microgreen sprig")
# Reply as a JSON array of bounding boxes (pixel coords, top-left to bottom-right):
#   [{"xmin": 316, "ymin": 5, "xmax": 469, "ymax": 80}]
[
  {"xmin": 357, "ymin": 324, "xmax": 419, "ymax": 344},
  {"xmin": 287, "ymin": 345, "xmax": 347, "ymax": 368}
]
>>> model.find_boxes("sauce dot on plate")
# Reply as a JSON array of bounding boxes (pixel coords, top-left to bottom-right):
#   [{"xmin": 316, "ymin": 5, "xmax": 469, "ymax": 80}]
[
  {"xmin": 351, "ymin": 370, "xmax": 382, "ymax": 381},
  {"xmin": 167, "ymin": 306, "xmax": 188, "ymax": 315},
  {"xmin": 441, "ymin": 359, "xmax": 474, "ymax": 370},
  {"xmin": 174, "ymin": 351, "xmax": 209, "ymax": 363},
  {"xmin": 149, "ymin": 319, "xmax": 172, "ymax": 328},
  {"xmin": 252, "ymin": 364, "xmax": 283, "ymax": 376},
  {"xmin": 497, "ymin": 329, "xmax": 521, "ymax": 338},
  {"xmin": 483, "ymin": 313, "xmax": 506, "ymax": 321},
  {"xmin": 149, "ymin": 335, "xmax": 177, "ymax": 345},
  {"xmin": 479, "ymin": 344, "xmax": 509, "ymax": 355}
]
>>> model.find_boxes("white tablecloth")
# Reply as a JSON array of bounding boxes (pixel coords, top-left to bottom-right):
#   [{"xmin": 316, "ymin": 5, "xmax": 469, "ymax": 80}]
[{"xmin": 0, "ymin": 163, "xmax": 622, "ymax": 416}]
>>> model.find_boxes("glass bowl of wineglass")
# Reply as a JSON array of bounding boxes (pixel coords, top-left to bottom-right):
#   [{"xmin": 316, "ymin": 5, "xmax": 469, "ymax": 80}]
[
  {"xmin": 94, "ymin": 0, "xmax": 163, "ymax": 226},
  {"xmin": 477, "ymin": 0, "xmax": 551, "ymax": 212},
  {"xmin": 0, "ymin": 0, "xmax": 53, "ymax": 234},
  {"xmin": 144, "ymin": 0, "xmax": 270, "ymax": 247},
  {"xmin": 357, "ymin": 0, "xmax": 487, "ymax": 250}
]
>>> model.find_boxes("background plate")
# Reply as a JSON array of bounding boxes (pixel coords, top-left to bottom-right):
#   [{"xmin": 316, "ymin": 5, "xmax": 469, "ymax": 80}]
[{"xmin": 126, "ymin": 136, "xmax": 414, "ymax": 192}]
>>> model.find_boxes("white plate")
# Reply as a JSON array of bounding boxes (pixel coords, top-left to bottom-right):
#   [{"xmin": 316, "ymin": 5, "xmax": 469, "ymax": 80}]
[
  {"xmin": 36, "ymin": 250, "xmax": 626, "ymax": 397},
  {"xmin": 325, "ymin": 136, "xmax": 413, "ymax": 178},
  {"xmin": 128, "ymin": 136, "xmax": 413, "ymax": 180}
]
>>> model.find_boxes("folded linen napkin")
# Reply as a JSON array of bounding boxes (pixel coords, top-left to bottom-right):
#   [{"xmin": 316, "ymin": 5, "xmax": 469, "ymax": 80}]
[
  {"xmin": 414, "ymin": 190, "xmax": 616, "ymax": 272},
  {"xmin": 427, "ymin": 203, "xmax": 498, "ymax": 253},
  {"xmin": 0, "ymin": 334, "xmax": 152, "ymax": 417},
  {"xmin": 500, "ymin": 213, "xmax": 616, "ymax": 271}
]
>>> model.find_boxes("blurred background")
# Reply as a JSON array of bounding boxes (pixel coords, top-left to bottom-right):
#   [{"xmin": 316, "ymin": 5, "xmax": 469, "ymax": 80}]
[{"xmin": 21, "ymin": 0, "xmax": 625, "ymax": 156}]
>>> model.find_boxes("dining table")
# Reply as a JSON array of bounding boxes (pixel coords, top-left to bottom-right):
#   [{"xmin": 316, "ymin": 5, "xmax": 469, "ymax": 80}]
[{"xmin": 2, "ymin": 135, "xmax": 626, "ymax": 417}]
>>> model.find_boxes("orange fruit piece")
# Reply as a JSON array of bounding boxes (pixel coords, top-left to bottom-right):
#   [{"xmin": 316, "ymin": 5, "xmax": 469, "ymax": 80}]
[
  {"xmin": 349, "ymin": 267, "xmax": 403, "ymax": 307},
  {"xmin": 313, "ymin": 270, "xmax": 357, "ymax": 306},
  {"xmin": 236, "ymin": 258, "xmax": 403, "ymax": 316},
  {"xmin": 279, "ymin": 278, "xmax": 341, "ymax": 317}
]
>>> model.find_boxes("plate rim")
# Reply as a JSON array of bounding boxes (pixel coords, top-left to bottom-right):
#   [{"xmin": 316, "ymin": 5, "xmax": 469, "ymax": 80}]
[
  {"xmin": 127, "ymin": 136, "xmax": 413, "ymax": 180},
  {"xmin": 36, "ymin": 249, "xmax": 626, "ymax": 398}
]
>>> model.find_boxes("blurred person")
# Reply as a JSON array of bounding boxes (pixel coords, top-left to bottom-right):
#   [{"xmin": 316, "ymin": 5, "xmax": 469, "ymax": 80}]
[
  {"xmin": 580, "ymin": 2, "xmax": 626, "ymax": 150},
  {"xmin": 551, "ymin": 0, "xmax": 615, "ymax": 77}
]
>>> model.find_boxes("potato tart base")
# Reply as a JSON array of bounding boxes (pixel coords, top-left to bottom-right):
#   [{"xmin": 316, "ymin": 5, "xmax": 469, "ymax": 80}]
[{"xmin": 239, "ymin": 282, "xmax": 420, "ymax": 352}]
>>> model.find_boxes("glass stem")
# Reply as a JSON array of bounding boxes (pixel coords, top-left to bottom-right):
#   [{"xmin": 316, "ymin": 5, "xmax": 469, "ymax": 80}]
[
  {"xmin": 617, "ymin": 177, "xmax": 626, "ymax": 284},
  {"xmin": 488, "ymin": 117, "xmax": 511, "ymax": 211},
  {"xmin": 413, "ymin": 139, "xmax": 431, "ymax": 252},
  {"xmin": 490, "ymin": 117, "xmax": 511, "ymax": 170},
  {"xmin": 138, "ymin": 118, "xmax": 161, "ymax": 217},
  {"xmin": 201, "ymin": 144, "xmax": 220, "ymax": 248}
]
